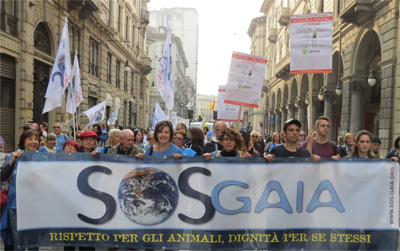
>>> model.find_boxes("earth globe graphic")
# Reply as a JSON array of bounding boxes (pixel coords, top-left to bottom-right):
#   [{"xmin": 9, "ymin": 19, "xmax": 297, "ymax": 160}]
[{"xmin": 118, "ymin": 167, "xmax": 178, "ymax": 225}]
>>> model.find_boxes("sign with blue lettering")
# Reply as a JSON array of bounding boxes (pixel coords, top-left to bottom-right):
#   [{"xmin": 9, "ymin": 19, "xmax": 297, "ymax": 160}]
[{"xmin": 15, "ymin": 154, "xmax": 399, "ymax": 250}]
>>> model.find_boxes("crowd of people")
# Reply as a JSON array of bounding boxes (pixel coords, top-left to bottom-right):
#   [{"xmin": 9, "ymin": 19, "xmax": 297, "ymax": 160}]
[{"xmin": 1, "ymin": 117, "xmax": 400, "ymax": 250}]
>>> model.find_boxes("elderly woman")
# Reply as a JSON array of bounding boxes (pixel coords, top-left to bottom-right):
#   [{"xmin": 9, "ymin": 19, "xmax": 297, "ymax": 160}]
[
  {"xmin": 349, "ymin": 130, "xmax": 376, "ymax": 159},
  {"xmin": 147, "ymin": 132, "xmax": 156, "ymax": 146},
  {"xmin": 145, "ymin": 121, "xmax": 182, "ymax": 158},
  {"xmin": 0, "ymin": 130, "xmax": 40, "ymax": 249},
  {"xmin": 62, "ymin": 140, "xmax": 80, "ymax": 153},
  {"xmin": 204, "ymin": 128, "xmax": 248, "ymax": 159},
  {"xmin": 264, "ymin": 132, "xmax": 281, "ymax": 153},
  {"xmin": 79, "ymin": 131, "xmax": 100, "ymax": 155},
  {"xmin": 339, "ymin": 132, "xmax": 355, "ymax": 157},
  {"xmin": 174, "ymin": 131, "xmax": 196, "ymax": 156},
  {"xmin": 38, "ymin": 133, "xmax": 61, "ymax": 153}
]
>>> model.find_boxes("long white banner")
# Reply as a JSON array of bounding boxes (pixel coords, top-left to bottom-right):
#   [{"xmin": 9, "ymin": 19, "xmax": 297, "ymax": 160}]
[
  {"xmin": 290, "ymin": 12, "xmax": 333, "ymax": 74},
  {"xmin": 16, "ymin": 154, "xmax": 399, "ymax": 249}
]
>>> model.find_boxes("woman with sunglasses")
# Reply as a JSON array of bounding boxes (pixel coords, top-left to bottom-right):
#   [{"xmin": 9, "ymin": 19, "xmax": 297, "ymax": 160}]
[{"xmin": 174, "ymin": 131, "xmax": 196, "ymax": 156}]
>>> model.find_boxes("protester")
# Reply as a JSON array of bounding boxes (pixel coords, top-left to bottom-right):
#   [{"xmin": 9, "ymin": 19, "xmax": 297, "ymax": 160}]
[
  {"xmin": 386, "ymin": 136, "xmax": 400, "ymax": 162},
  {"xmin": 101, "ymin": 128, "xmax": 121, "ymax": 153},
  {"xmin": 305, "ymin": 116, "xmax": 340, "ymax": 161},
  {"xmin": 0, "ymin": 130, "xmax": 40, "ymax": 250},
  {"xmin": 147, "ymin": 132, "xmax": 156, "ymax": 146},
  {"xmin": 108, "ymin": 129, "xmax": 144, "ymax": 157},
  {"xmin": 145, "ymin": 121, "xmax": 182, "ymax": 158},
  {"xmin": 204, "ymin": 121, "xmax": 227, "ymax": 153},
  {"xmin": 349, "ymin": 130, "xmax": 376, "ymax": 158},
  {"xmin": 188, "ymin": 127, "xmax": 204, "ymax": 156},
  {"xmin": 62, "ymin": 140, "xmax": 80, "ymax": 153},
  {"xmin": 174, "ymin": 131, "xmax": 196, "ymax": 156},
  {"xmin": 134, "ymin": 129, "xmax": 147, "ymax": 150},
  {"xmin": 240, "ymin": 131, "xmax": 257, "ymax": 158},
  {"xmin": 38, "ymin": 133, "xmax": 61, "ymax": 153},
  {"xmin": 371, "ymin": 137, "xmax": 382, "ymax": 158},
  {"xmin": 264, "ymin": 132, "xmax": 281, "ymax": 153},
  {"xmin": 339, "ymin": 133, "xmax": 355, "ymax": 157},
  {"xmin": 75, "ymin": 130, "xmax": 83, "ymax": 145},
  {"xmin": 256, "ymin": 132, "xmax": 266, "ymax": 151},
  {"xmin": 92, "ymin": 124, "xmax": 102, "ymax": 143},
  {"xmin": 79, "ymin": 131, "xmax": 100, "ymax": 155},
  {"xmin": 264, "ymin": 119, "xmax": 311, "ymax": 162},
  {"xmin": 299, "ymin": 131, "xmax": 306, "ymax": 145},
  {"xmin": 39, "ymin": 121, "xmax": 48, "ymax": 142},
  {"xmin": 100, "ymin": 124, "xmax": 108, "ymax": 147},
  {"xmin": 203, "ymin": 128, "xmax": 248, "ymax": 159},
  {"xmin": 337, "ymin": 135, "xmax": 344, "ymax": 149},
  {"xmin": 53, "ymin": 122, "xmax": 69, "ymax": 149},
  {"xmin": 250, "ymin": 131, "xmax": 264, "ymax": 156}
]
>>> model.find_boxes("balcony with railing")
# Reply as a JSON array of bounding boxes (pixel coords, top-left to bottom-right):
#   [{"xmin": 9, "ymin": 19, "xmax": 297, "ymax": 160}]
[
  {"xmin": 339, "ymin": 0, "xmax": 389, "ymax": 26},
  {"xmin": 278, "ymin": 7, "xmax": 290, "ymax": 26},
  {"xmin": 0, "ymin": 10, "xmax": 18, "ymax": 37},
  {"xmin": 68, "ymin": 0, "xmax": 100, "ymax": 20},
  {"xmin": 267, "ymin": 28, "xmax": 278, "ymax": 43},
  {"xmin": 141, "ymin": 9, "xmax": 149, "ymax": 25}
]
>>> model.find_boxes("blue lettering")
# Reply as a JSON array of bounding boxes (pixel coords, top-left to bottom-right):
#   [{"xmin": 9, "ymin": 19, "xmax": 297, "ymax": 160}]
[
  {"xmin": 254, "ymin": 181, "xmax": 293, "ymax": 213},
  {"xmin": 306, "ymin": 180, "xmax": 345, "ymax": 212},
  {"xmin": 296, "ymin": 181, "xmax": 304, "ymax": 212},
  {"xmin": 211, "ymin": 181, "xmax": 250, "ymax": 215}
]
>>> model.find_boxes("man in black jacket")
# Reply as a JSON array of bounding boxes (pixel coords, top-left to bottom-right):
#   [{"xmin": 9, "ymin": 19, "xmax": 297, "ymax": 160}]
[{"xmin": 203, "ymin": 121, "xmax": 227, "ymax": 153}]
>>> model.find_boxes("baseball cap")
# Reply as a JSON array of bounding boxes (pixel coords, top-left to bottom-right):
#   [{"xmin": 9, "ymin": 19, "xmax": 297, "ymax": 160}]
[{"xmin": 283, "ymin": 118, "xmax": 301, "ymax": 131}]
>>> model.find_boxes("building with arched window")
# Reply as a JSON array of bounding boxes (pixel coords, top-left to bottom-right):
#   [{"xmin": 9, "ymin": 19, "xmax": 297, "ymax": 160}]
[
  {"xmin": 256, "ymin": 0, "xmax": 399, "ymax": 152},
  {"xmin": 0, "ymin": 0, "xmax": 151, "ymax": 152}
]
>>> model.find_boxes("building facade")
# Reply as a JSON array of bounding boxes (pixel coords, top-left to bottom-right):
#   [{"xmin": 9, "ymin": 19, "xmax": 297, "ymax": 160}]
[
  {"xmin": 246, "ymin": 15, "xmax": 267, "ymax": 134},
  {"xmin": 0, "ymin": 0, "xmax": 152, "ymax": 152},
  {"xmin": 147, "ymin": 26, "xmax": 194, "ymax": 127},
  {"xmin": 259, "ymin": 0, "xmax": 399, "ymax": 152},
  {"xmin": 196, "ymin": 94, "xmax": 217, "ymax": 123},
  {"xmin": 149, "ymin": 8, "xmax": 199, "ymax": 108}
]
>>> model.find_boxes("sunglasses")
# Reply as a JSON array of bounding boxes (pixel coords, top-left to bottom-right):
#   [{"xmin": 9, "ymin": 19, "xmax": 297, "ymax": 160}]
[
  {"xmin": 53, "ymin": 126, "xmax": 60, "ymax": 129},
  {"xmin": 147, "ymin": 138, "xmax": 154, "ymax": 141},
  {"xmin": 251, "ymin": 135, "xmax": 258, "ymax": 138},
  {"xmin": 174, "ymin": 137, "xmax": 184, "ymax": 141}
]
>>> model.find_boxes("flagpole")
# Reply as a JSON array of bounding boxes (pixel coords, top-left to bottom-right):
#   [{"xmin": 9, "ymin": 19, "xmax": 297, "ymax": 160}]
[{"xmin": 236, "ymin": 106, "xmax": 242, "ymax": 129}]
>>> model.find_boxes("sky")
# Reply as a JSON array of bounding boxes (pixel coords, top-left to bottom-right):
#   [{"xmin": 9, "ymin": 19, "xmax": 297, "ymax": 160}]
[{"xmin": 147, "ymin": 0, "xmax": 265, "ymax": 96}]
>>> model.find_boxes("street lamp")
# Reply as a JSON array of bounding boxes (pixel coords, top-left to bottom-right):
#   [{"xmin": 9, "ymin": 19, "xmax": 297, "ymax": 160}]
[
  {"xmin": 368, "ymin": 69, "xmax": 377, "ymax": 87},
  {"xmin": 124, "ymin": 60, "xmax": 130, "ymax": 72}
]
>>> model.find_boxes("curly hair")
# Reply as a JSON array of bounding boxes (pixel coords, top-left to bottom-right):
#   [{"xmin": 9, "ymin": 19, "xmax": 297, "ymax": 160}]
[{"xmin": 218, "ymin": 128, "xmax": 244, "ymax": 152}]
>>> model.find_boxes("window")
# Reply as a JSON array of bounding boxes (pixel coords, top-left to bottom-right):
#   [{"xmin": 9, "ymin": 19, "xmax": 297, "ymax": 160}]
[
  {"xmin": 116, "ymin": 60, "xmax": 121, "ymax": 88},
  {"xmin": 130, "ymin": 71, "xmax": 135, "ymax": 96},
  {"xmin": 140, "ymin": 77, "xmax": 144, "ymax": 99},
  {"xmin": 69, "ymin": 23, "xmax": 80, "ymax": 61},
  {"xmin": 125, "ymin": 16, "xmax": 129, "ymax": 40},
  {"xmin": 108, "ymin": 0, "xmax": 113, "ymax": 26},
  {"xmin": 118, "ymin": 5, "xmax": 122, "ymax": 33},
  {"xmin": 89, "ymin": 38, "xmax": 99, "ymax": 77},
  {"xmin": 124, "ymin": 70, "xmax": 128, "ymax": 92},
  {"xmin": 107, "ymin": 53, "xmax": 112, "ymax": 84},
  {"xmin": 131, "ymin": 24, "xmax": 135, "ymax": 47},
  {"xmin": 0, "ymin": 1, "xmax": 18, "ymax": 36}
]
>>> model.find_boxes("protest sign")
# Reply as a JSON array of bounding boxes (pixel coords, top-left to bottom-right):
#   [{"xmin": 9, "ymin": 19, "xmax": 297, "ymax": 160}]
[
  {"xmin": 290, "ymin": 12, "xmax": 333, "ymax": 74},
  {"xmin": 218, "ymin": 86, "xmax": 244, "ymax": 122},
  {"xmin": 224, "ymin": 52, "xmax": 268, "ymax": 108}
]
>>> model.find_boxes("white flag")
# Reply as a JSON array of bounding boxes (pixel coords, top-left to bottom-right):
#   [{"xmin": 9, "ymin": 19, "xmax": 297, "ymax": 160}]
[
  {"xmin": 43, "ymin": 17, "xmax": 71, "ymax": 114},
  {"xmin": 157, "ymin": 30, "xmax": 174, "ymax": 111},
  {"xmin": 83, "ymin": 101, "xmax": 107, "ymax": 127},
  {"xmin": 66, "ymin": 54, "xmax": 83, "ymax": 114},
  {"xmin": 151, "ymin": 103, "xmax": 169, "ymax": 131},
  {"xmin": 107, "ymin": 105, "xmax": 119, "ymax": 126}
]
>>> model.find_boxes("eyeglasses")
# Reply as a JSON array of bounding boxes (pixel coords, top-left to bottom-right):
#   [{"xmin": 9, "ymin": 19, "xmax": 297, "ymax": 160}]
[
  {"xmin": 53, "ymin": 126, "xmax": 60, "ymax": 129},
  {"xmin": 251, "ymin": 135, "xmax": 258, "ymax": 138},
  {"xmin": 300, "ymin": 134, "xmax": 306, "ymax": 136},
  {"xmin": 174, "ymin": 137, "xmax": 184, "ymax": 141},
  {"xmin": 147, "ymin": 138, "xmax": 154, "ymax": 141}
]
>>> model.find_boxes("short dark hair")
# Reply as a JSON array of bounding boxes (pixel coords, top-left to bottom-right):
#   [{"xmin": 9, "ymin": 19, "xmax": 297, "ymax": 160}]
[
  {"xmin": 134, "ymin": 129, "xmax": 143, "ymax": 143},
  {"xmin": 283, "ymin": 118, "xmax": 301, "ymax": 132},
  {"xmin": 154, "ymin": 120, "xmax": 174, "ymax": 143},
  {"xmin": 18, "ymin": 129, "xmax": 39, "ymax": 150},
  {"xmin": 394, "ymin": 136, "xmax": 400, "ymax": 149},
  {"xmin": 40, "ymin": 121, "xmax": 48, "ymax": 128}
]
